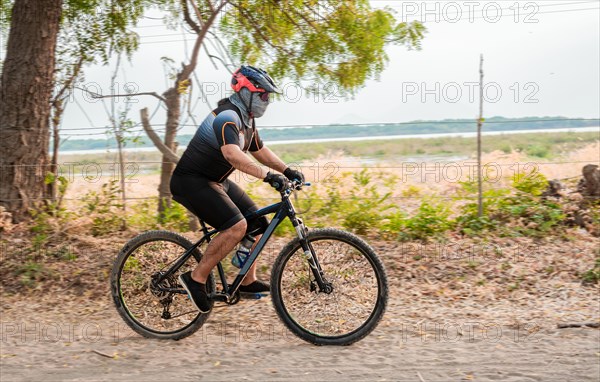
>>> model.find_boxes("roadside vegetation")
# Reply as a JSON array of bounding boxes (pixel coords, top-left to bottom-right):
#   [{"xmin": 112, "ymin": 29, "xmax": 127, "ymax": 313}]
[{"xmin": 1, "ymin": 135, "xmax": 599, "ymax": 292}]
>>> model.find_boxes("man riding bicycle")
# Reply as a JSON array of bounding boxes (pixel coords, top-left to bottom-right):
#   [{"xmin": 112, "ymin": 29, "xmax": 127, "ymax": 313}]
[{"xmin": 171, "ymin": 65, "xmax": 304, "ymax": 313}]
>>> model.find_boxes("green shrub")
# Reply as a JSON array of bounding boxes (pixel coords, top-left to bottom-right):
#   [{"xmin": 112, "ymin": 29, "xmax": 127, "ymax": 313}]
[
  {"xmin": 455, "ymin": 173, "xmax": 565, "ymax": 237},
  {"xmin": 525, "ymin": 144, "xmax": 550, "ymax": 158},
  {"xmin": 456, "ymin": 185, "xmax": 509, "ymax": 235},
  {"xmin": 83, "ymin": 180, "xmax": 125, "ymax": 236},
  {"xmin": 500, "ymin": 144, "xmax": 512, "ymax": 154},
  {"xmin": 381, "ymin": 211, "xmax": 406, "ymax": 237},
  {"xmin": 315, "ymin": 173, "xmax": 347, "ymax": 220},
  {"xmin": 160, "ymin": 200, "xmax": 191, "ymax": 232},
  {"xmin": 512, "ymin": 170, "xmax": 548, "ymax": 196},
  {"xmin": 340, "ymin": 170, "xmax": 395, "ymax": 234},
  {"xmin": 128, "ymin": 199, "xmax": 191, "ymax": 232},
  {"xmin": 500, "ymin": 172, "xmax": 565, "ymax": 236},
  {"xmin": 401, "ymin": 185, "xmax": 421, "ymax": 198},
  {"xmin": 126, "ymin": 199, "xmax": 157, "ymax": 229},
  {"xmin": 399, "ymin": 200, "xmax": 453, "ymax": 241}
]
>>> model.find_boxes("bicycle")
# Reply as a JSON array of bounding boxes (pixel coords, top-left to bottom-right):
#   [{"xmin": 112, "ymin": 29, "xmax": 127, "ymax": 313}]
[{"xmin": 110, "ymin": 180, "xmax": 388, "ymax": 346}]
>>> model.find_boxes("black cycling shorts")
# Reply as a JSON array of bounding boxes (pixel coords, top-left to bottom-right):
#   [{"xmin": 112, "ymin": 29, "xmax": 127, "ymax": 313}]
[{"xmin": 170, "ymin": 174, "xmax": 259, "ymax": 232}]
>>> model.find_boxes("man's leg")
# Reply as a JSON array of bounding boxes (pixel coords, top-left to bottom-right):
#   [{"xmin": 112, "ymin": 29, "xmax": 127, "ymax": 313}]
[{"xmin": 191, "ymin": 219, "xmax": 247, "ymax": 283}]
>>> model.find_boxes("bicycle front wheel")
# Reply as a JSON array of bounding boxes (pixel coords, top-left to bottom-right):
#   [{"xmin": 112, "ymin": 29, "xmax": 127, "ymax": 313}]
[
  {"xmin": 271, "ymin": 228, "xmax": 388, "ymax": 345},
  {"xmin": 110, "ymin": 230, "xmax": 215, "ymax": 340}
]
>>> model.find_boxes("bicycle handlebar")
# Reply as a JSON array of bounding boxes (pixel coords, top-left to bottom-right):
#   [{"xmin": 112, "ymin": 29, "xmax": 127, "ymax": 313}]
[{"xmin": 281, "ymin": 179, "xmax": 311, "ymax": 196}]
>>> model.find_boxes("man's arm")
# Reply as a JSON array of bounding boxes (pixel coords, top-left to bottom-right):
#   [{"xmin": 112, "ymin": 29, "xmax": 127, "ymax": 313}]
[
  {"xmin": 221, "ymin": 144, "xmax": 270, "ymax": 180},
  {"xmin": 250, "ymin": 146, "xmax": 288, "ymax": 173}
]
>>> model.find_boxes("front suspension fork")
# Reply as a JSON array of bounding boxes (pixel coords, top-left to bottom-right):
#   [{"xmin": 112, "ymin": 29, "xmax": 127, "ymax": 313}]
[{"xmin": 295, "ymin": 218, "xmax": 332, "ymax": 293}]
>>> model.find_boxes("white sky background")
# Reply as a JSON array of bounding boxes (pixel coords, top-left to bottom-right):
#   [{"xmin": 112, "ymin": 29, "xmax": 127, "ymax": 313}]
[{"xmin": 27, "ymin": 1, "xmax": 600, "ymax": 137}]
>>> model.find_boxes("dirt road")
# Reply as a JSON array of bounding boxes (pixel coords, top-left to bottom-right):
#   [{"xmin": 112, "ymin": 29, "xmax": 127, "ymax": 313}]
[{"xmin": 1, "ymin": 295, "xmax": 599, "ymax": 382}]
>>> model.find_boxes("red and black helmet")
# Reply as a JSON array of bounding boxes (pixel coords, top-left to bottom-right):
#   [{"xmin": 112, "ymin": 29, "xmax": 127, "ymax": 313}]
[{"xmin": 231, "ymin": 65, "xmax": 281, "ymax": 94}]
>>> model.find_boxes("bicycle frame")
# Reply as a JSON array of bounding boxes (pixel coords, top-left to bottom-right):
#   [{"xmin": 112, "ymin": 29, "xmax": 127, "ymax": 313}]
[{"xmin": 154, "ymin": 184, "xmax": 328, "ymax": 302}]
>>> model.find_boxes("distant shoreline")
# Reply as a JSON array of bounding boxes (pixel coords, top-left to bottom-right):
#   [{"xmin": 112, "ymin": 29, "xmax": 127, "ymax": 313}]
[
  {"xmin": 59, "ymin": 126, "xmax": 599, "ymax": 155},
  {"xmin": 267, "ymin": 126, "xmax": 600, "ymax": 145}
]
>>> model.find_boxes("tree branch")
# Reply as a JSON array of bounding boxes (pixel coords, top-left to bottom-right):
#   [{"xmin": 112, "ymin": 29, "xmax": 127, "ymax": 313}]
[
  {"xmin": 204, "ymin": 43, "xmax": 234, "ymax": 71},
  {"xmin": 75, "ymin": 86, "xmax": 167, "ymax": 103},
  {"xmin": 229, "ymin": 3, "xmax": 295, "ymax": 57},
  {"xmin": 189, "ymin": 0, "xmax": 205, "ymax": 27},
  {"xmin": 205, "ymin": 0, "xmax": 216, "ymax": 14},
  {"xmin": 140, "ymin": 108, "xmax": 180, "ymax": 164},
  {"xmin": 179, "ymin": 0, "xmax": 230, "ymax": 81},
  {"xmin": 207, "ymin": 30, "xmax": 237, "ymax": 69},
  {"xmin": 294, "ymin": 3, "xmax": 326, "ymax": 30},
  {"xmin": 52, "ymin": 57, "xmax": 84, "ymax": 107},
  {"xmin": 181, "ymin": 0, "xmax": 201, "ymax": 34},
  {"xmin": 203, "ymin": 44, "xmax": 219, "ymax": 70},
  {"xmin": 276, "ymin": 3, "xmax": 308, "ymax": 34}
]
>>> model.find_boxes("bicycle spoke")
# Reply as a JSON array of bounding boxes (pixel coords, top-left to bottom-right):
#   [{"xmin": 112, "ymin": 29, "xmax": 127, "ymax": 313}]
[
  {"xmin": 277, "ymin": 235, "xmax": 382, "ymax": 338},
  {"xmin": 117, "ymin": 237, "xmax": 203, "ymax": 334}
]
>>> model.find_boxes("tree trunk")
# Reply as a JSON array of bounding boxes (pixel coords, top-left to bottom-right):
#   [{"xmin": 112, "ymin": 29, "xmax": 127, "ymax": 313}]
[
  {"xmin": 157, "ymin": 87, "xmax": 181, "ymax": 220},
  {"xmin": 0, "ymin": 0, "xmax": 62, "ymax": 222},
  {"xmin": 48, "ymin": 98, "xmax": 63, "ymax": 202}
]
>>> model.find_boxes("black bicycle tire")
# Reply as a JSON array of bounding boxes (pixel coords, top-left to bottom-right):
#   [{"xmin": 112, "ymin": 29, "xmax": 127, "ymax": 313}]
[
  {"xmin": 270, "ymin": 228, "xmax": 388, "ymax": 346},
  {"xmin": 110, "ymin": 230, "xmax": 215, "ymax": 340}
]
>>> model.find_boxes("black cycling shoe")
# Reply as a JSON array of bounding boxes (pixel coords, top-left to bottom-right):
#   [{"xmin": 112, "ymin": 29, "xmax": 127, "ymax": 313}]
[
  {"xmin": 178, "ymin": 271, "xmax": 211, "ymax": 313},
  {"xmin": 239, "ymin": 280, "xmax": 270, "ymax": 294}
]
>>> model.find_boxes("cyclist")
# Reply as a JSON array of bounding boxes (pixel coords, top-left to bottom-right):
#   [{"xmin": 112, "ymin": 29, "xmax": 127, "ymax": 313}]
[{"xmin": 171, "ymin": 65, "xmax": 304, "ymax": 313}]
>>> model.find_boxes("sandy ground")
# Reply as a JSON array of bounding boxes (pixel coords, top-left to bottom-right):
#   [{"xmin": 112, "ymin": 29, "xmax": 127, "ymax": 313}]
[
  {"xmin": 2, "ymin": 234, "xmax": 599, "ymax": 381},
  {"xmin": 1, "ymin": 296, "xmax": 599, "ymax": 382}
]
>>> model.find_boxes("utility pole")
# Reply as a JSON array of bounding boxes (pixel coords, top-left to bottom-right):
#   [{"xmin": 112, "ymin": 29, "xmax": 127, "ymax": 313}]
[{"xmin": 477, "ymin": 54, "xmax": 484, "ymax": 217}]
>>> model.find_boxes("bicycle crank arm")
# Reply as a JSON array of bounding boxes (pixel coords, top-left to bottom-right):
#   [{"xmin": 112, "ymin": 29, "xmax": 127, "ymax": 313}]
[{"xmin": 208, "ymin": 292, "xmax": 229, "ymax": 302}]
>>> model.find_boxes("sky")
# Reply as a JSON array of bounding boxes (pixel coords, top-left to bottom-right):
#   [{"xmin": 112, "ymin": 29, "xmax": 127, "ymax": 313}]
[{"xmin": 9, "ymin": 0, "xmax": 599, "ymax": 138}]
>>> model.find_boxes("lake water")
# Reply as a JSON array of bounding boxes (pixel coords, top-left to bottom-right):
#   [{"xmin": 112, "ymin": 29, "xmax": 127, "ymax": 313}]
[{"xmin": 60, "ymin": 126, "xmax": 599, "ymax": 155}]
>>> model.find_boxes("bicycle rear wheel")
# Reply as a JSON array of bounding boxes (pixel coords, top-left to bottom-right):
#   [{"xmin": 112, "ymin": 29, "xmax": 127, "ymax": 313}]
[
  {"xmin": 271, "ymin": 228, "xmax": 388, "ymax": 345},
  {"xmin": 110, "ymin": 230, "xmax": 215, "ymax": 340}
]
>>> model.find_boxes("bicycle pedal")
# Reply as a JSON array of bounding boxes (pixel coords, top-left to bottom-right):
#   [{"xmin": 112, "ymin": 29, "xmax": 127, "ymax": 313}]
[{"xmin": 240, "ymin": 292, "xmax": 268, "ymax": 300}]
